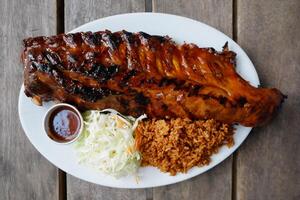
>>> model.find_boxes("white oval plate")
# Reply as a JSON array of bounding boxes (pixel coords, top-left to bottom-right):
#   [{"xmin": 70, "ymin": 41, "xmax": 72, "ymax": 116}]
[{"xmin": 18, "ymin": 13, "xmax": 259, "ymax": 188}]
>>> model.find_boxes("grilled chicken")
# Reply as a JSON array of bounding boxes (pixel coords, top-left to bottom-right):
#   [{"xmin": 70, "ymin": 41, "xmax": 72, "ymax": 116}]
[{"xmin": 22, "ymin": 30, "xmax": 285, "ymax": 127}]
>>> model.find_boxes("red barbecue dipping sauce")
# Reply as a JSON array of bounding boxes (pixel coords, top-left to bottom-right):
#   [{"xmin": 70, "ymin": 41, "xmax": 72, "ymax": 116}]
[{"xmin": 46, "ymin": 106, "xmax": 81, "ymax": 142}]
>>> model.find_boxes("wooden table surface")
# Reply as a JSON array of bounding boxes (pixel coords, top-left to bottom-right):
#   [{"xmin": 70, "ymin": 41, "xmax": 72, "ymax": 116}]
[{"xmin": 1, "ymin": 0, "xmax": 299, "ymax": 199}]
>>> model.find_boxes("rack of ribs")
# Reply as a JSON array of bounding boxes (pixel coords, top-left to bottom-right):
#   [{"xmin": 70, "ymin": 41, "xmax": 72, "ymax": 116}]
[{"xmin": 21, "ymin": 30, "xmax": 285, "ymax": 127}]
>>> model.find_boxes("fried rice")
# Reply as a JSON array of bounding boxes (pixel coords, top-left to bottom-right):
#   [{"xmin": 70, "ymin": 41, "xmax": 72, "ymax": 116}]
[{"xmin": 135, "ymin": 118, "xmax": 234, "ymax": 175}]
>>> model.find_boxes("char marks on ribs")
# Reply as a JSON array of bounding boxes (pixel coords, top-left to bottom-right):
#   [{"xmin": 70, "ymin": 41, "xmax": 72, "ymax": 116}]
[{"xmin": 22, "ymin": 30, "xmax": 285, "ymax": 127}]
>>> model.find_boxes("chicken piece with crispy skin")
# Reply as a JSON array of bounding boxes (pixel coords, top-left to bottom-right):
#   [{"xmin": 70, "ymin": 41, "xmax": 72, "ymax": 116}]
[{"xmin": 22, "ymin": 30, "xmax": 285, "ymax": 127}]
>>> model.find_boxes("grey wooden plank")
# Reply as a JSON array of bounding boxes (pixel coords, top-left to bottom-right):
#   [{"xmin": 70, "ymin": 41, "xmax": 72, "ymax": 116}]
[
  {"xmin": 64, "ymin": 1, "xmax": 149, "ymax": 200},
  {"xmin": 0, "ymin": 0, "xmax": 58, "ymax": 199},
  {"xmin": 68, "ymin": 181, "xmax": 149, "ymax": 200},
  {"xmin": 153, "ymin": 0, "xmax": 233, "ymax": 36},
  {"xmin": 65, "ymin": 0, "xmax": 145, "ymax": 32},
  {"xmin": 236, "ymin": 0, "xmax": 300, "ymax": 199},
  {"xmin": 152, "ymin": 1, "xmax": 233, "ymax": 200}
]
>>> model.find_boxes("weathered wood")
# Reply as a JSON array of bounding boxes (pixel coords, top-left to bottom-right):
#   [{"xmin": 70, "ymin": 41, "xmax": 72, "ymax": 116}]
[
  {"xmin": 67, "ymin": 181, "xmax": 150, "ymax": 200},
  {"xmin": 65, "ymin": 0, "xmax": 145, "ymax": 32},
  {"xmin": 0, "ymin": 0, "xmax": 58, "ymax": 199},
  {"xmin": 152, "ymin": 1, "xmax": 233, "ymax": 200},
  {"xmin": 236, "ymin": 0, "xmax": 300, "ymax": 199},
  {"xmin": 153, "ymin": 0, "xmax": 233, "ymax": 36},
  {"xmin": 64, "ymin": 1, "xmax": 149, "ymax": 199}
]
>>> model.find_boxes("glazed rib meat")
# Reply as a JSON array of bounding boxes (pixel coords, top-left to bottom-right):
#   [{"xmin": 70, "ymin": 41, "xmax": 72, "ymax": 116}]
[{"xmin": 22, "ymin": 30, "xmax": 285, "ymax": 127}]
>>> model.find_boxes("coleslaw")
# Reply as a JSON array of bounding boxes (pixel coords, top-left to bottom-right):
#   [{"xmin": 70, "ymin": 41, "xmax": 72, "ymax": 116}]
[{"xmin": 74, "ymin": 109, "xmax": 146, "ymax": 178}]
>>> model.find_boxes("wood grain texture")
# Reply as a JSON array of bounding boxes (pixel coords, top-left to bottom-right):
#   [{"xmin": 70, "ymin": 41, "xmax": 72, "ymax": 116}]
[
  {"xmin": 65, "ymin": 0, "xmax": 145, "ymax": 32},
  {"xmin": 65, "ymin": 1, "xmax": 149, "ymax": 200},
  {"xmin": 0, "ymin": 0, "xmax": 58, "ymax": 199},
  {"xmin": 236, "ymin": 0, "xmax": 300, "ymax": 199},
  {"xmin": 152, "ymin": 1, "xmax": 233, "ymax": 200},
  {"xmin": 153, "ymin": 0, "xmax": 233, "ymax": 36}
]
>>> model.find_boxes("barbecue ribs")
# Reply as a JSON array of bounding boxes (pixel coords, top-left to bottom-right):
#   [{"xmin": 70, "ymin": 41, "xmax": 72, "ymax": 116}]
[{"xmin": 22, "ymin": 30, "xmax": 285, "ymax": 127}]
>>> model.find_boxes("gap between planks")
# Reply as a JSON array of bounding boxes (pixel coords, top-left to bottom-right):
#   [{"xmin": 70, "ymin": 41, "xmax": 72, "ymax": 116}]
[
  {"xmin": 232, "ymin": 1, "xmax": 238, "ymax": 200},
  {"xmin": 59, "ymin": 169, "xmax": 67, "ymax": 200},
  {"xmin": 145, "ymin": 2, "xmax": 154, "ymax": 200},
  {"xmin": 145, "ymin": 0, "xmax": 153, "ymax": 12},
  {"xmin": 57, "ymin": 0, "xmax": 65, "ymax": 34},
  {"xmin": 57, "ymin": 0, "xmax": 66, "ymax": 200}
]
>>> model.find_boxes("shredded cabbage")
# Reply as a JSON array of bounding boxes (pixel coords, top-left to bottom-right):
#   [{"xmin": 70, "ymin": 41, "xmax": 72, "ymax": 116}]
[{"xmin": 74, "ymin": 109, "xmax": 146, "ymax": 178}]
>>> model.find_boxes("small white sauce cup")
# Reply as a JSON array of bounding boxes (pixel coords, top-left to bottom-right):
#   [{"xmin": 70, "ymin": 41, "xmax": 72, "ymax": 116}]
[{"xmin": 43, "ymin": 103, "xmax": 84, "ymax": 144}]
